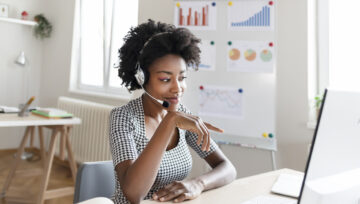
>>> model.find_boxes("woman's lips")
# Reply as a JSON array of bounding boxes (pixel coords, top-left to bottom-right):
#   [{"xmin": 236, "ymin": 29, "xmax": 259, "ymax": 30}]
[{"xmin": 165, "ymin": 97, "xmax": 179, "ymax": 104}]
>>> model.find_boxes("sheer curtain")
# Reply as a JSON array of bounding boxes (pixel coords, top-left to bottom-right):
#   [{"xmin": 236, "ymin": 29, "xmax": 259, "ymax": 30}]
[
  {"xmin": 328, "ymin": 0, "xmax": 360, "ymax": 91},
  {"xmin": 72, "ymin": 0, "xmax": 138, "ymax": 96}
]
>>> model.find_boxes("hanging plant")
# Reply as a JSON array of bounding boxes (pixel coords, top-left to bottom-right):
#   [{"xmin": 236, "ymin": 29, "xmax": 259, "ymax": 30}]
[{"xmin": 33, "ymin": 14, "xmax": 53, "ymax": 39}]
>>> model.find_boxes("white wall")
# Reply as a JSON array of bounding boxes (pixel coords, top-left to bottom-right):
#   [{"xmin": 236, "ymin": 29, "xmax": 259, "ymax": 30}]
[
  {"xmin": 1, "ymin": 0, "xmax": 314, "ymax": 177},
  {"xmin": 276, "ymin": 0, "xmax": 314, "ymax": 170},
  {"xmin": 137, "ymin": 0, "xmax": 315, "ymax": 177},
  {"xmin": 0, "ymin": 0, "xmax": 43, "ymax": 149}
]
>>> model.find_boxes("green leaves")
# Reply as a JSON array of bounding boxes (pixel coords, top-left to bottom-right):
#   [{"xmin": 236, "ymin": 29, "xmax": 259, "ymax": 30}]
[{"xmin": 33, "ymin": 14, "xmax": 52, "ymax": 39}]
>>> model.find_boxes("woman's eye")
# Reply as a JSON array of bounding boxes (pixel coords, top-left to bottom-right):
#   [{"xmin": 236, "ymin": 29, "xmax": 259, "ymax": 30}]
[
  {"xmin": 179, "ymin": 76, "xmax": 187, "ymax": 81},
  {"xmin": 160, "ymin": 78, "xmax": 170, "ymax": 82}
]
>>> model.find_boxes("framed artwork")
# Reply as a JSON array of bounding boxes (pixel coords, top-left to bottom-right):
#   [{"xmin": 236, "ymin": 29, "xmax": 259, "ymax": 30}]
[{"xmin": 0, "ymin": 4, "xmax": 8, "ymax": 17}]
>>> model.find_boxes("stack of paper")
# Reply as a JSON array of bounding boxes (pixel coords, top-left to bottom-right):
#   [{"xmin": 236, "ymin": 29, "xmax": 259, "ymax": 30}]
[
  {"xmin": 0, "ymin": 106, "xmax": 20, "ymax": 113},
  {"xmin": 32, "ymin": 108, "xmax": 73, "ymax": 118},
  {"xmin": 271, "ymin": 173, "xmax": 304, "ymax": 198}
]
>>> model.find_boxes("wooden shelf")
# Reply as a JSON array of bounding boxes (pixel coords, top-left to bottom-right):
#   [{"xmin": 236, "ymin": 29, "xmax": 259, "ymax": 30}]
[{"xmin": 0, "ymin": 17, "xmax": 37, "ymax": 26}]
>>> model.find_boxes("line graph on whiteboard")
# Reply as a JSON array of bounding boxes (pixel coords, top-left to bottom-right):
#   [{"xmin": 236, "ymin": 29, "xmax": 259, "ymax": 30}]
[{"xmin": 199, "ymin": 86, "xmax": 243, "ymax": 119}]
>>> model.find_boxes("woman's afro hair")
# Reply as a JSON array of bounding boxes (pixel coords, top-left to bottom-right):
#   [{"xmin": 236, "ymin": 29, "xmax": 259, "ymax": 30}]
[{"xmin": 117, "ymin": 19, "xmax": 201, "ymax": 91}]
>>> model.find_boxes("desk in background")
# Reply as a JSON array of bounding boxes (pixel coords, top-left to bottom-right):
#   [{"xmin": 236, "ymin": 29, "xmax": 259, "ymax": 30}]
[
  {"xmin": 142, "ymin": 169, "xmax": 302, "ymax": 204},
  {"xmin": 0, "ymin": 113, "xmax": 81, "ymax": 204}
]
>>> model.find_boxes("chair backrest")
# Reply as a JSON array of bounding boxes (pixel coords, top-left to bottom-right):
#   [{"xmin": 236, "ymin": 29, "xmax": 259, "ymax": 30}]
[{"xmin": 73, "ymin": 161, "xmax": 115, "ymax": 203}]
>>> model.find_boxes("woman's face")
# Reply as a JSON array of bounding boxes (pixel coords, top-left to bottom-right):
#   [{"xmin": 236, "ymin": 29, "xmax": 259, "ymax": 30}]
[{"xmin": 145, "ymin": 54, "xmax": 187, "ymax": 110}]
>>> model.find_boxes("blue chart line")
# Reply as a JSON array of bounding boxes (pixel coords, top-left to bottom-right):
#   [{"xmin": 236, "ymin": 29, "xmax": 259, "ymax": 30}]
[{"xmin": 231, "ymin": 6, "xmax": 270, "ymax": 27}]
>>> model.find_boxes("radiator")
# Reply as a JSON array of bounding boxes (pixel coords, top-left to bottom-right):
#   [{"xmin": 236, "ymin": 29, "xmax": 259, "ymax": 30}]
[{"xmin": 56, "ymin": 96, "xmax": 115, "ymax": 162}]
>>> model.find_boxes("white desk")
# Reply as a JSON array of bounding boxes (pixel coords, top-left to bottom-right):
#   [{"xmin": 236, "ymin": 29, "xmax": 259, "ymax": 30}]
[
  {"xmin": 0, "ymin": 113, "xmax": 81, "ymax": 127},
  {"xmin": 142, "ymin": 168, "xmax": 302, "ymax": 204},
  {"xmin": 0, "ymin": 113, "xmax": 81, "ymax": 204}
]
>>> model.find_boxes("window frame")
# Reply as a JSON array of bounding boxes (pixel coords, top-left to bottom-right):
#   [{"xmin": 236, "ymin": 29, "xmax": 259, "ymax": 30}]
[{"xmin": 69, "ymin": 0, "xmax": 136, "ymax": 100}]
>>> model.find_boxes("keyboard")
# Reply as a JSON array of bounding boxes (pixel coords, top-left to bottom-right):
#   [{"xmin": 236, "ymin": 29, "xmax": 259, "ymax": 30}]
[{"xmin": 240, "ymin": 195, "xmax": 297, "ymax": 204}]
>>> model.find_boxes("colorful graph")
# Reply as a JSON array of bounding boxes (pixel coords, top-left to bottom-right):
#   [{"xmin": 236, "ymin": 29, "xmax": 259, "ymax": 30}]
[
  {"xmin": 199, "ymin": 86, "xmax": 243, "ymax": 119},
  {"xmin": 228, "ymin": 0, "xmax": 274, "ymax": 31},
  {"xmin": 227, "ymin": 41, "xmax": 275, "ymax": 73},
  {"xmin": 174, "ymin": 1, "xmax": 217, "ymax": 30},
  {"xmin": 244, "ymin": 49, "xmax": 257, "ymax": 61},
  {"xmin": 260, "ymin": 49, "xmax": 272, "ymax": 62},
  {"xmin": 231, "ymin": 6, "xmax": 270, "ymax": 27},
  {"xmin": 178, "ymin": 5, "xmax": 209, "ymax": 26},
  {"xmin": 229, "ymin": 48, "xmax": 241, "ymax": 60}
]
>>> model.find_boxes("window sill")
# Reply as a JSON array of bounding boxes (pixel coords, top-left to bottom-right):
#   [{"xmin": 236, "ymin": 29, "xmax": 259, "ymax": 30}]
[
  {"xmin": 68, "ymin": 88, "xmax": 132, "ymax": 101},
  {"xmin": 307, "ymin": 121, "xmax": 317, "ymax": 130}
]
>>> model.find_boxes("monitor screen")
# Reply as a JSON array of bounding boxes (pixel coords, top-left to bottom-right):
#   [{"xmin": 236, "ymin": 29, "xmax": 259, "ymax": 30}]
[{"xmin": 298, "ymin": 89, "xmax": 360, "ymax": 204}]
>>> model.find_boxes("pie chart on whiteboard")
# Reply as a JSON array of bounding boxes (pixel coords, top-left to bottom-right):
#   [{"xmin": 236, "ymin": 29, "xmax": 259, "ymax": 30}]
[
  {"xmin": 260, "ymin": 49, "xmax": 272, "ymax": 62},
  {"xmin": 244, "ymin": 49, "xmax": 256, "ymax": 61},
  {"xmin": 229, "ymin": 48, "xmax": 241, "ymax": 60}
]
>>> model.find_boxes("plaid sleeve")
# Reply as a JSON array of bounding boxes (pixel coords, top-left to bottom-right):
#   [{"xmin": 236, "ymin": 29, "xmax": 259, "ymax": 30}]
[
  {"xmin": 177, "ymin": 104, "xmax": 219, "ymax": 158},
  {"xmin": 109, "ymin": 107, "xmax": 138, "ymax": 167},
  {"xmin": 185, "ymin": 131, "xmax": 219, "ymax": 158}
]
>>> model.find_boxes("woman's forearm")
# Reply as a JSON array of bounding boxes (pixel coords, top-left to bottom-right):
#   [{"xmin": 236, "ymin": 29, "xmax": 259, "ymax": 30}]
[
  {"xmin": 194, "ymin": 160, "xmax": 237, "ymax": 192},
  {"xmin": 121, "ymin": 113, "xmax": 177, "ymax": 202}
]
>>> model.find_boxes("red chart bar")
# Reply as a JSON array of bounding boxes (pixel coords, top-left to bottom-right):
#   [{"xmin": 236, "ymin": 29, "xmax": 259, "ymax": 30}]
[
  {"xmin": 195, "ymin": 11, "xmax": 198, "ymax": 25},
  {"xmin": 187, "ymin": 8, "xmax": 192, "ymax": 25},
  {"xmin": 202, "ymin": 7, "xmax": 205, "ymax": 26},
  {"xmin": 179, "ymin": 8, "xmax": 183, "ymax": 25}
]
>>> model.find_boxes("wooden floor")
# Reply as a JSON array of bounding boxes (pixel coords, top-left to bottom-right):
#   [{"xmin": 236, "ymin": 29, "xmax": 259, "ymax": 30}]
[{"xmin": 0, "ymin": 148, "xmax": 74, "ymax": 204}]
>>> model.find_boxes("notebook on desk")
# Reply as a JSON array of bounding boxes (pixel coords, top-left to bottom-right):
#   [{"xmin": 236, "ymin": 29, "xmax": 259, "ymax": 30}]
[
  {"xmin": 0, "ymin": 106, "xmax": 36, "ymax": 113},
  {"xmin": 271, "ymin": 173, "xmax": 304, "ymax": 198},
  {"xmin": 0, "ymin": 106, "xmax": 20, "ymax": 113}
]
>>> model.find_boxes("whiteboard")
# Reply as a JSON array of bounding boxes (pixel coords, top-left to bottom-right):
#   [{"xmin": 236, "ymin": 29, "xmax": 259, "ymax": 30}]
[{"xmin": 174, "ymin": 0, "xmax": 277, "ymax": 151}]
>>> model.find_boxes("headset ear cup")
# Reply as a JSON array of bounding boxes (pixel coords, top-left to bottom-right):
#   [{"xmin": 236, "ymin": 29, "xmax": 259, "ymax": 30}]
[{"xmin": 135, "ymin": 63, "xmax": 145, "ymax": 86}]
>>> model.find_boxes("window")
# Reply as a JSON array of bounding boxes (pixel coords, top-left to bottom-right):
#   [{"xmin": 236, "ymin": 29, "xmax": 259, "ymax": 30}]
[
  {"xmin": 316, "ymin": 0, "xmax": 360, "ymax": 93},
  {"xmin": 308, "ymin": 0, "xmax": 360, "ymax": 125},
  {"xmin": 70, "ymin": 0, "xmax": 138, "ymax": 98}
]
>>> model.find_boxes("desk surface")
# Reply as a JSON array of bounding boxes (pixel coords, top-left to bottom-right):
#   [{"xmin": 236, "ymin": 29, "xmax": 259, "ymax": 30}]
[
  {"xmin": 0, "ymin": 113, "xmax": 81, "ymax": 127},
  {"xmin": 141, "ymin": 168, "xmax": 303, "ymax": 204}
]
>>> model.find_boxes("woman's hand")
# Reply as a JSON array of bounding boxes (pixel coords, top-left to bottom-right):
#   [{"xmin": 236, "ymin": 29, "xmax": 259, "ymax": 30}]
[
  {"xmin": 168, "ymin": 111, "xmax": 224, "ymax": 152},
  {"xmin": 152, "ymin": 180, "xmax": 204, "ymax": 202}
]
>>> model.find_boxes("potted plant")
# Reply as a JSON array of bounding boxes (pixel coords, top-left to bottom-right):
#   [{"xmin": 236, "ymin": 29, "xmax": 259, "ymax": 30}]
[
  {"xmin": 33, "ymin": 14, "xmax": 52, "ymax": 39},
  {"xmin": 314, "ymin": 94, "xmax": 323, "ymax": 120}
]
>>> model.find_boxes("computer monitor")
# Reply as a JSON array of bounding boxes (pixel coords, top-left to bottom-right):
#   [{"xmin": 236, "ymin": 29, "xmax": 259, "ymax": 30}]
[{"xmin": 298, "ymin": 89, "xmax": 360, "ymax": 204}]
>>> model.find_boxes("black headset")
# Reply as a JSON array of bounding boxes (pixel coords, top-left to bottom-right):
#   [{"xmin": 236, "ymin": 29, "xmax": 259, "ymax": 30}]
[{"xmin": 134, "ymin": 32, "xmax": 172, "ymax": 108}]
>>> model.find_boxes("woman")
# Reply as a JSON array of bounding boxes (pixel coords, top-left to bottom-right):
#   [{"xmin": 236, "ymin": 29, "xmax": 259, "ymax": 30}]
[{"xmin": 110, "ymin": 19, "xmax": 237, "ymax": 204}]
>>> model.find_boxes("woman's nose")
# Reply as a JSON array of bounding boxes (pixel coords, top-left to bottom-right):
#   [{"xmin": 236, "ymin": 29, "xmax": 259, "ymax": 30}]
[{"xmin": 171, "ymin": 80, "xmax": 181, "ymax": 93}]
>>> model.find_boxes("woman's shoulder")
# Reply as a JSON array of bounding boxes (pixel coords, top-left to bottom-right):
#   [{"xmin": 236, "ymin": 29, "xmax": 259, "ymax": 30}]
[{"xmin": 110, "ymin": 97, "xmax": 141, "ymax": 118}]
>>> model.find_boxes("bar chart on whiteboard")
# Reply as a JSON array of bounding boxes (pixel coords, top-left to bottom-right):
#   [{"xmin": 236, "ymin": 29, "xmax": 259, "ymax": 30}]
[
  {"xmin": 228, "ymin": 0, "xmax": 275, "ymax": 31},
  {"xmin": 174, "ymin": 1, "xmax": 217, "ymax": 30}
]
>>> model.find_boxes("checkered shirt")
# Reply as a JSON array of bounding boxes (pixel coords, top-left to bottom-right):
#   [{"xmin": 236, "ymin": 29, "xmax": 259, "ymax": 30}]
[{"xmin": 109, "ymin": 96, "xmax": 218, "ymax": 204}]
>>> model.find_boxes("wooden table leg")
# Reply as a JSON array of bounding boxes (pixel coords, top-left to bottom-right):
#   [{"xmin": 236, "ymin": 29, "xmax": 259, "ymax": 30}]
[
  {"xmin": 37, "ymin": 127, "xmax": 60, "ymax": 204},
  {"xmin": 1, "ymin": 127, "xmax": 32, "ymax": 196},
  {"xmin": 59, "ymin": 126, "xmax": 66, "ymax": 161},
  {"xmin": 38, "ymin": 126, "xmax": 46, "ymax": 168},
  {"xmin": 30, "ymin": 126, "xmax": 35, "ymax": 148},
  {"xmin": 65, "ymin": 126, "xmax": 77, "ymax": 183}
]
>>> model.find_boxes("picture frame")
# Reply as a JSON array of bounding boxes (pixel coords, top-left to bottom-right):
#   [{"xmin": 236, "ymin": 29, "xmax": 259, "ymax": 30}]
[{"xmin": 0, "ymin": 4, "xmax": 9, "ymax": 17}]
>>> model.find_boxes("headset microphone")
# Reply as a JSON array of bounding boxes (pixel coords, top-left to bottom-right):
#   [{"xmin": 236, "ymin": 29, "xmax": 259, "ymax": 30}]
[
  {"xmin": 134, "ymin": 63, "xmax": 170, "ymax": 108},
  {"xmin": 144, "ymin": 91, "xmax": 170, "ymax": 108}
]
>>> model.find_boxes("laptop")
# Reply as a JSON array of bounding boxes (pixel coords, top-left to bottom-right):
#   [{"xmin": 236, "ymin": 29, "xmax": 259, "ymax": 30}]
[
  {"xmin": 243, "ymin": 89, "xmax": 360, "ymax": 204},
  {"xmin": 298, "ymin": 88, "xmax": 360, "ymax": 203}
]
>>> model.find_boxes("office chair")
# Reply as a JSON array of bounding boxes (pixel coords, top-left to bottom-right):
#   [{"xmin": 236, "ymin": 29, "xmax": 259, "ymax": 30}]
[{"xmin": 73, "ymin": 161, "xmax": 115, "ymax": 203}]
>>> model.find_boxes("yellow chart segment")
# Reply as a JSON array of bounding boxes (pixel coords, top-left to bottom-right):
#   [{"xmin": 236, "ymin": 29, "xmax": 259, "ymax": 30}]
[
  {"xmin": 244, "ymin": 49, "xmax": 256, "ymax": 61},
  {"xmin": 229, "ymin": 48, "xmax": 241, "ymax": 60}
]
